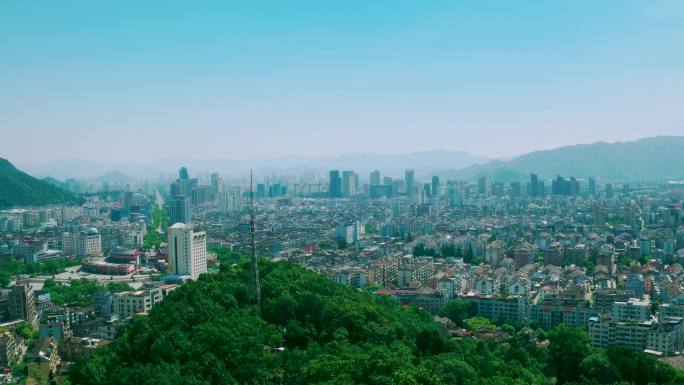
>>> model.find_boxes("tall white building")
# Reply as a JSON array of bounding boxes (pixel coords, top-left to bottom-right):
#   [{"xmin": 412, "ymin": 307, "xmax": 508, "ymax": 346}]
[
  {"xmin": 342, "ymin": 171, "xmax": 357, "ymax": 196},
  {"xmin": 167, "ymin": 223, "xmax": 207, "ymax": 279}
]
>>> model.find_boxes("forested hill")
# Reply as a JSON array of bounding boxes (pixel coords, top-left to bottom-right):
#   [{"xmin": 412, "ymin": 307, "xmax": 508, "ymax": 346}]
[
  {"xmin": 438, "ymin": 136, "xmax": 684, "ymax": 182},
  {"xmin": 70, "ymin": 261, "xmax": 683, "ymax": 385},
  {"xmin": 0, "ymin": 157, "xmax": 80, "ymax": 208}
]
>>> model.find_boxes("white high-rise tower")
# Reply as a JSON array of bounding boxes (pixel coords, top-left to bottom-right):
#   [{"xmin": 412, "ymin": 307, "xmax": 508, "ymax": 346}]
[{"xmin": 167, "ymin": 223, "xmax": 207, "ymax": 279}]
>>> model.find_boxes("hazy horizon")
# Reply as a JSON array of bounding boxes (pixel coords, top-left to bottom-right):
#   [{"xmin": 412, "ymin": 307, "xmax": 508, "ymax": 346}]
[
  {"xmin": 2, "ymin": 1, "xmax": 684, "ymax": 164},
  {"xmin": 4, "ymin": 134, "xmax": 679, "ymax": 166}
]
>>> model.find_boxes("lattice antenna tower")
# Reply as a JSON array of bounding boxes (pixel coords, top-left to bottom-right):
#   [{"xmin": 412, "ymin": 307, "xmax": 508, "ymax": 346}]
[{"xmin": 249, "ymin": 170, "xmax": 261, "ymax": 311}]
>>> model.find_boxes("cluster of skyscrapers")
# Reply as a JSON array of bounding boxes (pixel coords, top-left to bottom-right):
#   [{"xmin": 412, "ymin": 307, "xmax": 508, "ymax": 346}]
[
  {"xmin": 167, "ymin": 167, "xmax": 213, "ymax": 279},
  {"xmin": 331, "ymin": 169, "xmax": 428, "ymax": 200},
  {"xmin": 168, "ymin": 167, "xmax": 224, "ymax": 225}
]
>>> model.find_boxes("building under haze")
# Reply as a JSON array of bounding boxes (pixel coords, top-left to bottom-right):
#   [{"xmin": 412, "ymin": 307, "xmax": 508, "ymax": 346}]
[
  {"xmin": 431, "ymin": 176, "xmax": 440, "ymax": 197},
  {"xmin": 179, "ymin": 167, "xmax": 189, "ymax": 180},
  {"xmin": 169, "ymin": 195, "xmax": 192, "ymax": 225},
  {"xmin": 527, "ymin": 173, "xmax": 545, "ymax": 197},
  {"xmin": 370, "ymin": 170, "xmax": 381, "ymax": 186},
  {"xmin": 167, "ymin": 223, "xmax": 207, "ymax": 279},
  {"xmin": 478, "ymin": 175, "xmax": 487, "ymax": 196},
  {"xmin": 588, "ymin": 178, "xmax": 596, "ymax": 196},
  {"xmin": 405, "ymin": 169, "xmax": 415, "ymax": 197},
  {"xmin": 210, "ymin": 172, "xmax": 221, "ymax": 199},
  {"xmin": 329, "ymin": 170, "xmax": 342, "ymax": 198},
  {"xmin": 342, "ymin": 171, "xmax": 357, "ymax": 197}
]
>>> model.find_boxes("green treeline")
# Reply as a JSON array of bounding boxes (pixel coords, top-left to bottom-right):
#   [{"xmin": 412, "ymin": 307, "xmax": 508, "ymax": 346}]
[
  {"xmin": 43, "ymin": 278, "xmax": 133, "ymax": 307},
  {"xmin": 143, "ymin": 204, "xmax": 168, "ymax": 250},
  {"xmin": 0, "ymin": 258, "xmax": 81, "ymax": 287},
  {"xmin": 69, "ymin": 261, "xmax": 683, "ymax": 385}
]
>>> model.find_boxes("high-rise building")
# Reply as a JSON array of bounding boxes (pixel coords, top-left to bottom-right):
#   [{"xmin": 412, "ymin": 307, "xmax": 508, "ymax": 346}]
[
  {"xmin": 569, "ymin": 177, "xmax": 579, "ymax": 196},
  {"xmin": 169, "ymin": 195, "xmax": 192, "ymax": 225},
  {"xmin": 191, "ymin": 185, "xmax": 212, "ymax": 205},
  {"xmin": 510, "ymin": 181, "xmax": 521, "ymax": 197},
  {"xmin": 606, "ymin": 183, "xmax": 614, "ymax": 198},
  {"xmin": 405, "ymin": 169, "xmax": 415, "ymax": 197},
  {"xmin": 123, "ymin": 191, "xmax": 134, "ymax": 209},
  {"xmin": 329, "ymin": 170, "xmax": 342, "ymax": 198},
  {"xmin": 447, "ymin": 181, "xmax": 462, "ymax": 207},
  {"xmin": 370, "ymin": 174, "xmax": 393, "ymax": 198},
  {"xmin": 9, "ymin": 283, "xmax": 38, "ymax": 327},
  {"xmin": 664, "ymin": 204, "xmax": 681, "ymax": 228},
  {"xmin": 431, "ymin": 176, "xmax": 440, "ymax": 197},
  {"xmin": 210, "ymin": 173, "xmax": 220, "ymax": 199},
  {"xmin": 551, "ymin": 175, "xmax": 580, "ymax": 196},
  {"xmin": 423, "ymin": 183, "xmax": 431, "ymax": 199},
  {"xmin": 528, "ymin": 173, "xmax": 538, "ymax": 196},
  {"xmin": 370, "ymin": 170, "xmax": 381, "ymax": 186},
  {"xmin": 268, "ymin": 183, "xmax": 287, "ymax": 198},
  {"xmin": 552, "ymin": 175, "xmax": 565, "ymax": 195},
  {"xmin": 478, "ymin": 175, "xmax": 487, "ymax": 196},
  {"xmin": 170, "ymin": 167, "xmax": 195, "ymax": 198},
  {"xmin": 342, "ymin": 171, "xmax": 357, "ymax": 196},
  {"xmin": 179, "ymin": 167, "xmax": 189, "ymax": 180},
  {"xmin": 527, "ymin": 173, "xmax": 545, "ymax": 197},
  {"xmin": 491, "ymin": 182, "xmax": 504, "ymax": 197},
  {"xmin": 588, "ymin": 178, "xmax": 596, "ymax": 196},
  {"xmin": 256, "ymin": 183, "xmax": 266, "ymax": 199},
  {"xmin": 537, "ymin": 181, "xmax": 545, "ymax": 196},
  {"xmin": 167, "ymin": 223, "xmax": 207, "ymax": 279},
  {"xmin": 220, "ymin": 190, "xmax": 243, "ymax": 213}
]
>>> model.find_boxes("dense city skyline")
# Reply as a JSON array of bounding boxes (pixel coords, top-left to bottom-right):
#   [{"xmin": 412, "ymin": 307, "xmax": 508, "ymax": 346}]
[
  {"xmin": 2, "ymin": 2, "xmax": 684, "ymax": 383},
  {"xmin": 2, "ymin": 1, "xmax": 684, "ymax": 163}
]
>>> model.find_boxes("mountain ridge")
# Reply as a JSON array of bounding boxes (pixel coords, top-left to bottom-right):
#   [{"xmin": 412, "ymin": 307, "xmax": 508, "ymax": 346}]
[
  {"xmin": 436, "ymin": 135, "xmax": 684, "ymax": 182},
  {"xmin": 0, "ymin": 157, "xmax": 81, "ymax": 208},
  {"xmin": 18, "ymin": 149, "xmax": 491, "ymax": 179},
  {"xmin": 13, "ymin": 135, "xmax": 684, "ymax": 182}
]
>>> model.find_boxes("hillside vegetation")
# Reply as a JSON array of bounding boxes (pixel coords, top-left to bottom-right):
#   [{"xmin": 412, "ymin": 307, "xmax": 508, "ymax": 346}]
[
  {"xmin": 440, "ymin": 136, "xmax": 684, "ymax": 182},
  {"xmin": 70, "ymin": 261, "xmax": 683, "ymax": 385},
  {"xmin": 0, "ymin": 157, "xmax": 81, "ymax": 208}
]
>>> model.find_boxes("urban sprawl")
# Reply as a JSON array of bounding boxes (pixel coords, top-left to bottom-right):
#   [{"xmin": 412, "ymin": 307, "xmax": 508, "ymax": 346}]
[{"xmin": 2, "ymin": 167, "xmax": 684, "ymax": 382}]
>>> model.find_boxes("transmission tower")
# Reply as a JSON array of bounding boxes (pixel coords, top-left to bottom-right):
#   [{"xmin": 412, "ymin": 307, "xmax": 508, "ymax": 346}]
[{"xmin": 248, "ymin": 170, "xmax": 262, "ymax": 311}]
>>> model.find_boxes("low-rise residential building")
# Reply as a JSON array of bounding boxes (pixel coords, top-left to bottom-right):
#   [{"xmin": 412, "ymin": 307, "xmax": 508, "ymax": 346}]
[
  {"xmin": 612, "ymin": 298, "xmax": 650, "ymax": 322},
  {"xmin": 0, "ymin": 332, "xmax": 18, "ymax": 367},
  {"xmin": 589, "ymin": 316, "xmax": 684, "ymax": 356},
  {"xmin": 112, "ymin": 288, "xmax": 163, "ymax": 320},
  {"xmin": 461, "ymin": 294, "xmax": 527, "ymax": 325}
]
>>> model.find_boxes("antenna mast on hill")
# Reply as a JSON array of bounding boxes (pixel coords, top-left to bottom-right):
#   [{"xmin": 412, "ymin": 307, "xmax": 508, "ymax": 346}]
[{"xmin": 249, "ymin": 170, "xmax": 261, "ymax": 311}]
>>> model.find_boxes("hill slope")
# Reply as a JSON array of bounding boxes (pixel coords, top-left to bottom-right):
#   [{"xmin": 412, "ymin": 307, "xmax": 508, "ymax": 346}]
[
  {"xmin": 0, "ymin": 157, "xmax": 80, "ymax": 208},
  {"xmin": 69, "ymin": 260, "xmax": 682, "ymax": 385},
  {"xmin": 439, "ymin": 136, "xmax": 684, "ymax": 182}
]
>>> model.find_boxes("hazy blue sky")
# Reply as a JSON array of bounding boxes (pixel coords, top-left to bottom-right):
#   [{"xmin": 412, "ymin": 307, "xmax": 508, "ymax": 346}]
[{"xmin": 1, "ymin": 0, "xmax": 683, "ymax": 163}]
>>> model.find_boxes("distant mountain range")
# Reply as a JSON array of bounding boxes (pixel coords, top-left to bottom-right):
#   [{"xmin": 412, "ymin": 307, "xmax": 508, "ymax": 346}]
[
  {"xmin": 0, "ymin": 158, "xmax": 81, "ymax": 208},
  {"xmin": 13, "ymin": 136, "xmax": 684, "ymax": 184},
  {"xmin": 435, "ymin": 136, "xmax": 684, "ymax": 182},
  {"xmin": 18, "ymin": 150, "xmax": 491, "ymax": 179}
]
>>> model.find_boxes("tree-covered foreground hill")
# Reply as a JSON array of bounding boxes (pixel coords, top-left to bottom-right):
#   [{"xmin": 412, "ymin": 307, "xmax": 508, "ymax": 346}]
[{"xmin": 69, "ymin": 261, "xmax": 683, "ymax": 385}]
